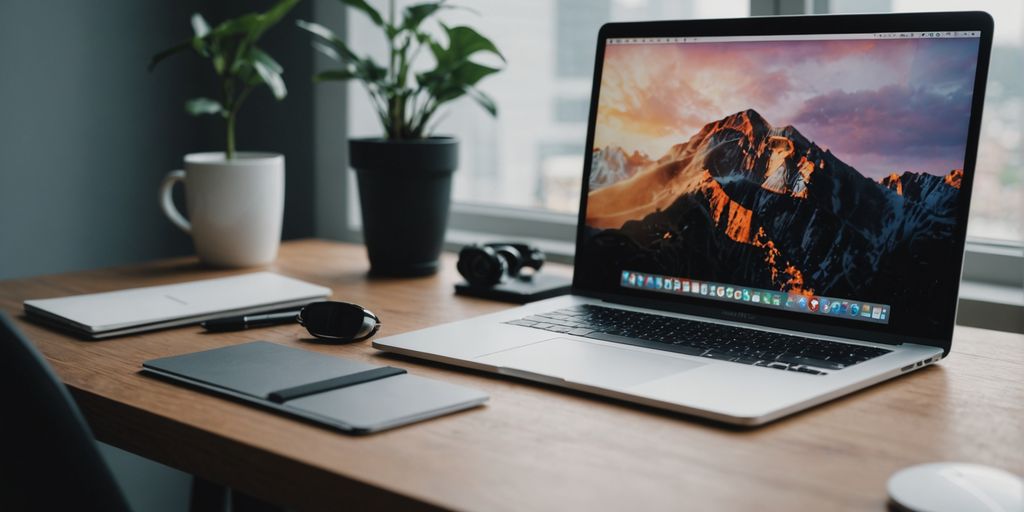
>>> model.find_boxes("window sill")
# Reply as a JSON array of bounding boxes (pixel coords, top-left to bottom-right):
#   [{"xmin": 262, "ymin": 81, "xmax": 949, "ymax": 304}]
[
  {"xmin": 443, "ymin": 227, "xmax": 1024, "ymax": 334},
  {"xmin": 444, "ymin": 228, "xmax": 575, "ymax": 264},
  {"xmin": 957, "ymin": 280, "xmax": 1024, "ymax": 333}
]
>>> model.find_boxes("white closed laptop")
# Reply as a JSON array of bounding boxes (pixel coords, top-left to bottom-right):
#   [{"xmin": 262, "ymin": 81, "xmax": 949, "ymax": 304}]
[
  {"xmin": 374, "ymin": 12, "xmax": 994, "ymax": 425},
  {"xmin": 24, "ymin": 272, "xmax": 331, "ymax": 339}
]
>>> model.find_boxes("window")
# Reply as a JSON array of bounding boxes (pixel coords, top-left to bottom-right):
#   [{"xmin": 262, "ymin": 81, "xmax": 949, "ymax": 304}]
[
  {"xmin": 346, "ymin": 0, "xmax": 750, "ymax": 216},
  {"xmin": 339, "ymin": 1, "xmax": 1020, "ymax": 292}
]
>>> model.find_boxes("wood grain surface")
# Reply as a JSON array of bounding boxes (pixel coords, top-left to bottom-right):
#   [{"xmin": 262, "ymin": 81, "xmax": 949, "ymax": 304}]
[{"xmin": 1, "ymin": 239, "xmax": 1021, "ymax": 511}]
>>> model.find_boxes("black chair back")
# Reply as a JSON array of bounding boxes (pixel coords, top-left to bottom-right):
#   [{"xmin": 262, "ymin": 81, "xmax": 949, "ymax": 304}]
[{"xmin": 0, "ymin": 312, "xmax": 131, "ymax": 512}]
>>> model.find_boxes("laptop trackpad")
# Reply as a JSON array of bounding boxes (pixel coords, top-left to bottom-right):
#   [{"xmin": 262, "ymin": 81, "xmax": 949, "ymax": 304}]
[{"xmin": 475, "ymin": 337, "xmax": 705, "ymax": 389}]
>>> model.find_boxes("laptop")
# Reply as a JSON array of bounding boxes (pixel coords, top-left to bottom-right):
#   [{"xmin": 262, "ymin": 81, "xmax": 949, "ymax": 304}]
[{"xmin": 374, "ymin": 12, "xmax": 993, "ymax": 425}]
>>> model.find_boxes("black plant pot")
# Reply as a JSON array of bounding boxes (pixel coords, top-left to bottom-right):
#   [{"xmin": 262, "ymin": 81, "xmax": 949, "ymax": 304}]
[{"xmin": 349, "ymin": 137, "xmax": 458, "ymax": 277}]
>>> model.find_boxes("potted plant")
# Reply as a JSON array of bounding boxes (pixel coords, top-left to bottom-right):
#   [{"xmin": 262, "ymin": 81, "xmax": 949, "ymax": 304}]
[
  {"xmin": 149, "ymin": 0, "xmax": 298, "ymax": 267},
  {"xmin": 298, "ymin": 0, "xmax": 504, "ymax": 276}
]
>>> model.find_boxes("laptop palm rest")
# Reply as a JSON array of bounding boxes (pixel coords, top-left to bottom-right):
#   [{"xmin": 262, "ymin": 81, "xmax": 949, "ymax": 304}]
[{"xmin": 475, "ymin": 337, "xmax": 705, "ymax": 390}]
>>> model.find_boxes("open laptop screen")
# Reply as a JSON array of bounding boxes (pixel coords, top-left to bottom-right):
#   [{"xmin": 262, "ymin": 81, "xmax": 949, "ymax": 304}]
[{"xmin": 574, "ymin": 14, "xmax": 991, "ymax": 345}]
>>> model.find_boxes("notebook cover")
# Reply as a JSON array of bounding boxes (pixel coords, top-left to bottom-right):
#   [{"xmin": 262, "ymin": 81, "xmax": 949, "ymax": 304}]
[
  {"xmin": 141, "ymin": 341, "xmax": 488, "ymax": 434},
  {"xmin": 24, "ymin": 272, "xmax": 331, "ymax": 337}
]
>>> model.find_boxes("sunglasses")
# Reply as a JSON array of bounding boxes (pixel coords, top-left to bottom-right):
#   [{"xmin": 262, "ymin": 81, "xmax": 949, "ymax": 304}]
[{"xmin": 297, "ymin": 301, "xmax": 381, "ymax": 342}]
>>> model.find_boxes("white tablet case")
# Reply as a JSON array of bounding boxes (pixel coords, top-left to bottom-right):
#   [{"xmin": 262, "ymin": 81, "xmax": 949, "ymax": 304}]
[{"xmin": 24, "ymin": 272, "xmax": 331, "ymax": 338}]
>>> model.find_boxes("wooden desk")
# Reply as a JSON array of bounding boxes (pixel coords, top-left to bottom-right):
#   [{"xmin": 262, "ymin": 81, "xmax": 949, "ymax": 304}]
[{"xmin": 1, "ymin": 239, "xmax": 1021, "ymax": 511}]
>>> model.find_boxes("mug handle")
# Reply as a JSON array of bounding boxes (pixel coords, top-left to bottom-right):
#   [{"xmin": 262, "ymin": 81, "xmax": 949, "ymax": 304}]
[{"xmin": 159, "ymin": 170, "xmax": 191, "ymax": 234}]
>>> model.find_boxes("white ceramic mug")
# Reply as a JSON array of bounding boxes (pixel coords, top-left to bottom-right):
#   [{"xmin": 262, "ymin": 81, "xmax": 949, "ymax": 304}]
[{"xmin": 160, "ymin": 152, "xmax": 285, "ymax": 267}]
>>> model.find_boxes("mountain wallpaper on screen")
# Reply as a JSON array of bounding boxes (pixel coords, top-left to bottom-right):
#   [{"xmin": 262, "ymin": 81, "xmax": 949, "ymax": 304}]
[
  {"xmin": 579, "ymin": 109, "xmax": 964, "ymax": 334},
  {"xmin": 590, "ymin": 147, "xmax": 653, "ymax": 190},
  {"xmin": 581, "ymin": 36, "xmax": 982, "ymax": 337}
]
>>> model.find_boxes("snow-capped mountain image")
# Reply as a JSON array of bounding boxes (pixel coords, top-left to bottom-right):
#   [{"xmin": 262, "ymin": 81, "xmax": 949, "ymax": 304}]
[
  {"xmin": 579, "ymin": 109, "xmax": 964, "ymax": 330},
  {"xmin": 581, "ymin": 33, "xmax": 982, "ymax": 338},
  {"xmin": 589, "ymin": 146, "xmax": 652, "ymax": 190}
]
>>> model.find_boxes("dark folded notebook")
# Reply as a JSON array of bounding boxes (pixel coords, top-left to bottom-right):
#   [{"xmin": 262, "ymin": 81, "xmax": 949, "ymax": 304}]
[{"xmin": 141, "ymin": 341, "xmax": 488, "ymax": 434}]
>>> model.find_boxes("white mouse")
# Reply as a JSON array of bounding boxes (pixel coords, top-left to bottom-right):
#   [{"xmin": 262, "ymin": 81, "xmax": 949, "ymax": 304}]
[{"xmin": 888, "ymin": 462, "xmax": 1024, "ymax": 512}]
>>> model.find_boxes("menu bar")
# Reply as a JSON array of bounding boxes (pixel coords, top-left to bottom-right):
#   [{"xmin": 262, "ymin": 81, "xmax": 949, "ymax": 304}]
[
  {"xmin": 607, "ymin": 31, "xmax": 980, "ymax": 45},
  {"xmin": 620, "ymin": 270, "xmax": 891, "ymax": 324}
]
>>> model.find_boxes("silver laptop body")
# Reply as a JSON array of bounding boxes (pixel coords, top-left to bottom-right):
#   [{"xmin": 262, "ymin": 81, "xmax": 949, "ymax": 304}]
[{"xmin": 375, "ymin": 12, "xmax": 993, "ymax": 425}]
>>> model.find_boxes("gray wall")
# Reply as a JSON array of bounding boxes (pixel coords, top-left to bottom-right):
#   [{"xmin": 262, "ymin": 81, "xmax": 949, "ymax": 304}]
[
  {"xmin": 0, "ymin": 0, "xmax": 317, "ymax": 280},
  {"xmin": 0, "ymin": 3, "xmax": 325, "ymax": 510}
]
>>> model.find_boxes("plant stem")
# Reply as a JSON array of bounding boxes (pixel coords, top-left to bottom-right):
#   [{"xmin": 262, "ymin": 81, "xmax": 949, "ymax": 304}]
[
  {"xmin": 223, "ymin": 76, "xmax": 236, "ymax": 160},
  {"xmin": 387, "ymin": 0, "xmax": 405, "ymax": 139},
  {"xmin": 225, "ymin": 85, "xmax": 255, "ymax": 160},
  {"xmin": 226, "ymin": 111, "xmax": 236, "ymax": 160},
  {"xmin": 387, "ymin": 0, "xmax": 396, "ymax": 79}
]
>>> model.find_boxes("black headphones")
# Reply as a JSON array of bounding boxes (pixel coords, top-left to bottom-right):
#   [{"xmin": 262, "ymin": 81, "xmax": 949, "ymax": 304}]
[{"xmin": 457, "ymin": 243, "xmax": 545, "ymax": 287}]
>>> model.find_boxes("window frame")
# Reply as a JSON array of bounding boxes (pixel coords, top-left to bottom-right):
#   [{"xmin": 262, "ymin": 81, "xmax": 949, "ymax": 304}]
[
  {"xmin": 314, "ymin": 0, "xmax": 1023, "ymax": 321},
  {"xmin": 447, "ymin": 0, "xmax": 1023, "ymax": 290},
  {"xmin": 443, "ymin": 203, "xmax": 1023, "ymax": 288}
]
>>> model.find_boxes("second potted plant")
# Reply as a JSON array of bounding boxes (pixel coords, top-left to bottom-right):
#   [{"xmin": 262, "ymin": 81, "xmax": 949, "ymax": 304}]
[
  {"xmin": 299, "ymin": 0, "xmax": 504, "ymax": 276},
  {"xmin": 151, "ymin": 0, "xmax": 297, "ymax": 267}
]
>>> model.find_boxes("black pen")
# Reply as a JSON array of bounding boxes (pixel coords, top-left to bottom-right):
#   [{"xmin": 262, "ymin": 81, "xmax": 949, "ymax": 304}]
[{"xmin": 201, "ymin": 310, "xmax": 301, "ymax": 332}]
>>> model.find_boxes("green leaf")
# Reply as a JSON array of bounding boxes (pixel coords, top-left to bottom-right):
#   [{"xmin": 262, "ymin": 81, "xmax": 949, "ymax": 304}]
[
  {"xmin": 315, "ymin": 69, "xmax": 360, "ymax": 82},
  {"xmin": 250, "ymin": 48, "xmax": 287, "ymax": 100},
  {"xmin": 466, "ymin": 87, "xmax": 497, "ymax": 116},
  {"xmin": 251, "ymin": 0, "xmax": 301, "ymax": 40},
  {"xmin": 402, "ymin": 2, "xmax": 481, "ymax": 31},
  {"xmin": 402, "ymin": 3, "xmax": 442, "ymax": 31},
  {"xmin": 187, "ymin": 12, "xmax": 212, "ymax": 58},
  {"xmin": 311, "ymin": 41, "xmax": 342, "ymax": 61},
  {"xmin": 342, "ymin": 0, "xmax": 385, "ymax": 26},
  {"xmin": 442, "ymin": 24, "xmax": 505, "ymax": 63},
  {"xmin": 185, "ymin": 97, "xmax": 224, "ymax": 116},
  {"xmin": 190, "ymin": 13, "xmax": 210, "ymax": 38},
  {"xmin": 296, "ymin": 1, "xmax": 504, "ymax": 138},
  {"xmin": 242, "ymin": 67, "xmax": 263, "ymax": 87},
  {"xmin": 213, "ymin": 53, "xmax": 226, "ymax": 75},
  {"xmin": 417, "ymin": 60, "xmax": 499, "ymax": 100},
  {"xmin": 434, "ymin": 88, "xmax": 464, "ymax": 105},
  {"xmin": 414, "ymin": 30, "xmax": 434, "ymax": 46},
  {"xmin": 296, "ymin": 20, "xmax": 358, "ymax": 61},
  {"xmin": 211, "ymin": 0, "xmax": 298, "ymax": 39},
  {"xmin": 232, "ymin": 42, "xmax": 255, "ymax": 76},
  {"xmin": 449, "ymin": 61, "xmax": 500, "ymax": 87},
  {"xmin": 417, "ymin": 23, "xmax": 503, "ymax": 120},
  {"xmin": 295, "ymin": 19, "xmax": 336, "ymax": 43},
  {"xmin": 250, "ymin": 47, "xmax": 283, "ymax": 74},
  {"xmin": 191, "ymin": 36, "xmax": 209, "ymax": 58},
  {"xmin": 148, "ymin": 40, "xmax": 191, "ymax": 71},
  {"xmin": 210, "ymin": 14, "xmax": 261, "ymax": 38},
  {"xmin": 253, "ymin": 63, "xmax": 287, "ymax": 100},
  {"xmin": 154, "ymin": 0, "xmax": 301, "ymax": 158},
  {"xmin": 427, "ymin": 39, "xmax": 447, "ymax": 66},
  {"xmin": 355, "ymin": 57, "xmax": 388, "ymax": 82}
]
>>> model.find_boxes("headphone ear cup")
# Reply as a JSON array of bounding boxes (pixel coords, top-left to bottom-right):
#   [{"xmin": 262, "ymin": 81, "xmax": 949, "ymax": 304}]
[
  {"xmin": 503, "ymin": 244, "xmax": 544, "ymax": 273},
  {"xmin": 458, "ymin": 245, "xmax": 508, "ymax": 287},
  {"xmin": 525, "ymin": 248, "xmax": 545, "ymax": 271},
  {"xmin": 490, "ymin": 245, "xmax": 525, "ymax": 278}
]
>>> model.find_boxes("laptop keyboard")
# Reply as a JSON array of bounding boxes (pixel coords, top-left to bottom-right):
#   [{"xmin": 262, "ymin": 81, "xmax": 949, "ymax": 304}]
[{"xmin": 505, "ymin": 304, "xmax": 891, "ymax": 375}]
